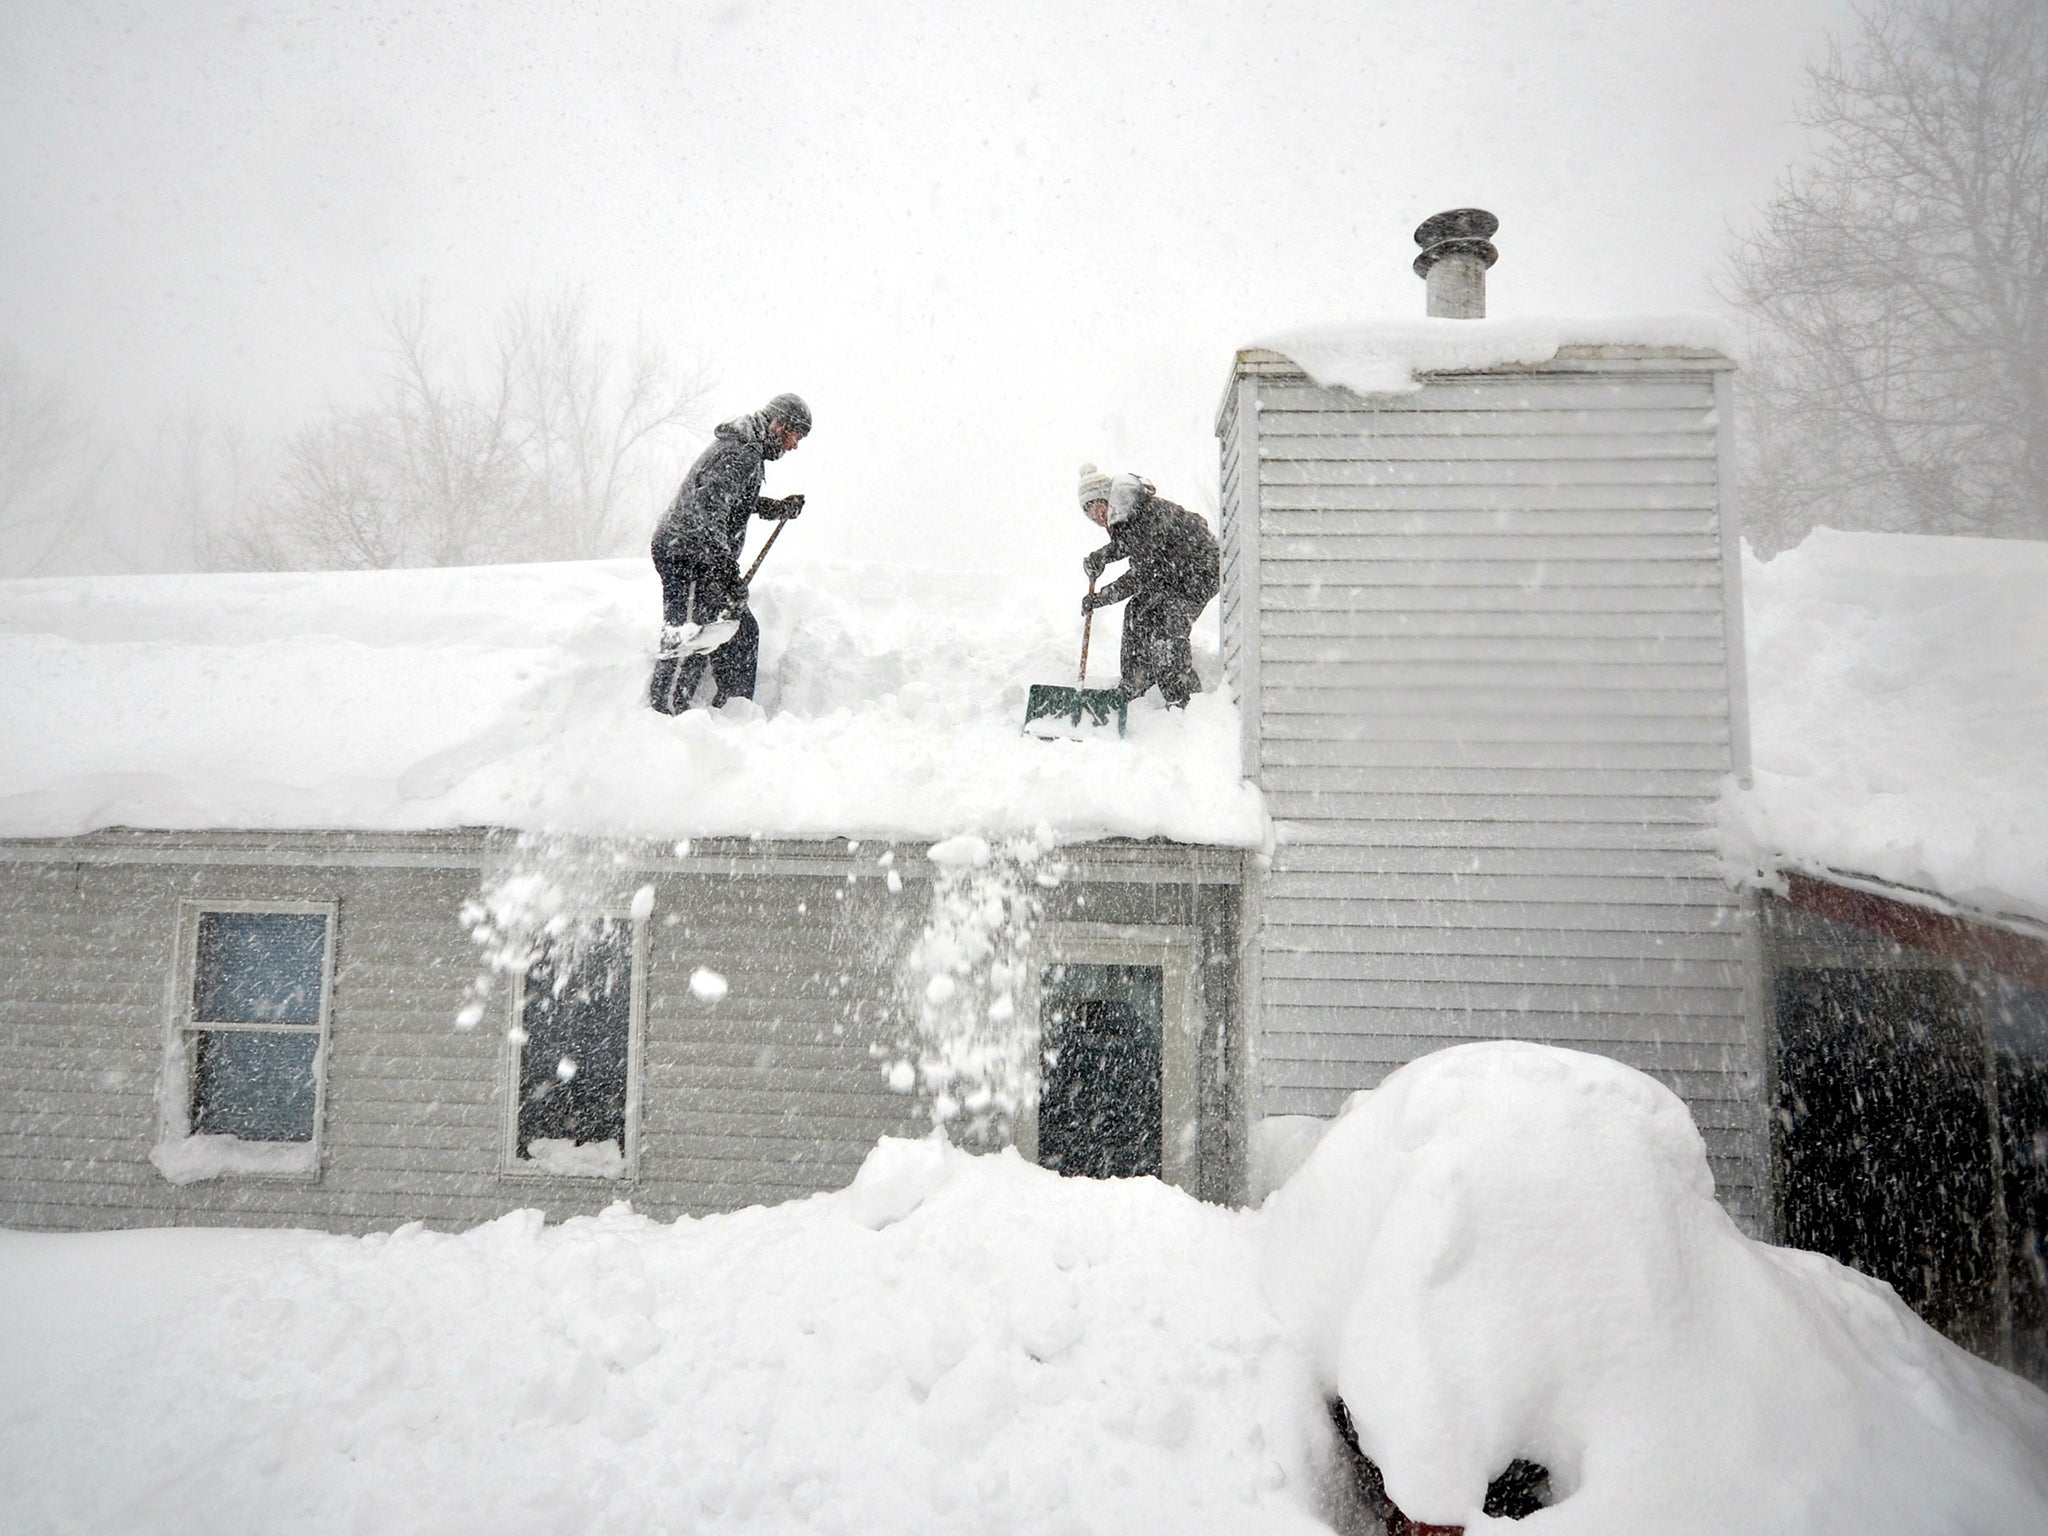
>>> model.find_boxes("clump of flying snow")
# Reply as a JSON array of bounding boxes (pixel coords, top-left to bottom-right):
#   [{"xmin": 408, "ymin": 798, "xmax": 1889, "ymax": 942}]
[
  {"xmin": 886, "ymin": 831, "xmax": 1063, "ymax": 1139},
  {"xmin": 456, "ymin": 831, "xmax": 638, "ymax": 1030},
  {"xmin": 1257, "ymin": 314, "xmax": 1735, "ymax": 396},
  {"xmin": 1727, "ymin": 529, "xmax": 2048, "ymax": 923},
  {"xmin": 0, "ymin": 555, "xmax": 1264, "ymax": 847},
  {"xmin": 4, "ymin": 1043, "xmax": 2045, "ymax": 1534},
  {"xmin": 1261, "ymin": 1042, "xmax": 2048, "ymax": 1533}
]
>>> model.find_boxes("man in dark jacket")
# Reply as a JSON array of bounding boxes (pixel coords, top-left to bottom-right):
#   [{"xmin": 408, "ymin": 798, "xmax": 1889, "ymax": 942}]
[
  {"xmin": 648, "ymin": 393, "xmax": 811, "ymax": 713},
  {"xmin": 1077, "ymin": 465, "xmax": 1220, "ymax": 707}
]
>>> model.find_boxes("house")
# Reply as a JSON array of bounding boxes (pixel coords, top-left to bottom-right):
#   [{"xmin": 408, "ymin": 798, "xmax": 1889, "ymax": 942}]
[
  {"xmin": 1729, "ymin": 529, "xmax": 2048, "ymax": 1380},
  {"xmin": 2, "ymin": 216, "xmax": 2041, "ymax": 1382}
]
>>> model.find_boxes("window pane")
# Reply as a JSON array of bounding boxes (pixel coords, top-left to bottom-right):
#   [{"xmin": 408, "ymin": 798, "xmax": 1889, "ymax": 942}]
[
  {"xmin": 192, "ymin": 1029, "xmax": 319, "ymax": 1142},
  {"xmin": 194, "ymin": 911, "xmax": 328, "ymax": 1025},
  {"xmin": 518, "ymin": 924, "xmax": 634, "ymax": 1161},
  {"xmin": 1038, "ymin": 962, "xmax": 1163, "ymax": 1179}
]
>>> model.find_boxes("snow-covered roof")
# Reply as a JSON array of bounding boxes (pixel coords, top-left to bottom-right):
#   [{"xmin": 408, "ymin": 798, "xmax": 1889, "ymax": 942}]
[
  {"xmin": 5, "ymin": 527, "xmax": 2040, "ymax": 924},
  {"xmin": 1728, "ymin": 529, "xmax": 2048, "ymax": 927},
  {"xmin": 0, "ymin": 558, "xmax": 1266, "ymax": 848},
  {"xmin": 1252, "ymin": 313, "xmax": 1736, "ymax": 396}
]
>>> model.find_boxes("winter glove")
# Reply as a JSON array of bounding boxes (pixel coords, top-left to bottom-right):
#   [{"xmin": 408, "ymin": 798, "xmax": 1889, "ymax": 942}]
[
  {"xmin": 1082, "ymin": 547, "xmax": 1111, "ymax": 580},
  {"xmin": 763, "ymin": 493, "xmax": 804, "ymax": 520},
  {"xmin": 1081, "ymin": 590, "xmax": 1109, "ymax": 614}
]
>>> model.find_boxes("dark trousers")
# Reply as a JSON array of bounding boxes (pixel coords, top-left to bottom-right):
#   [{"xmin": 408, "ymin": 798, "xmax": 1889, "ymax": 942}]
[
  {"xmin": 649, "ymin": 549, "xmax": 760, "ymax": 714},
  {"xmin": 1119, "ymin": 589, "xmax": 1203, "ymax": 706}
]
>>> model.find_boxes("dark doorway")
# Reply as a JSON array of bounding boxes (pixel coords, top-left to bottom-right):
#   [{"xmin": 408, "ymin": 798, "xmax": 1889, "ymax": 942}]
[
  {"xmin": 1774, "ymin": 966, "xmax": 2004, "ymax": 1355},
  {"xmin": 517, "ymin": 922, "xmax": 635, "ymax": 1161},
  {"xmin": 1038, "ymin": 962, "xmax": 1163, "ymax": 1179}
]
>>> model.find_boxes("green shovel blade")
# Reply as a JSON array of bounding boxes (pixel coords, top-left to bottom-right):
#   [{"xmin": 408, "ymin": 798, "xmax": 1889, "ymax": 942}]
[{"xmin": 1023, "ymin": 683, "xmax": 1128, "ymax": 739}]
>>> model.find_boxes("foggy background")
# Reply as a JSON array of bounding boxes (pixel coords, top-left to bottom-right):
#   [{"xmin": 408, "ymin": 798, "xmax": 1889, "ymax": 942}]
[{"xmin": 2, "ymin": 0, "xmax": 1861, "ymax": 579}]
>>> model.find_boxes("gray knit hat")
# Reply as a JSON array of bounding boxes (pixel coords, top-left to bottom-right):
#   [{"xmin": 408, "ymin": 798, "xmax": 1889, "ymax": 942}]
[
  {"xmin": 765, "ymin": 393, "xmax": 812, "ymax": 437},
  {"xmin": 1078, "ymin": 462, "xmax": 1113, "ymax": 510}
]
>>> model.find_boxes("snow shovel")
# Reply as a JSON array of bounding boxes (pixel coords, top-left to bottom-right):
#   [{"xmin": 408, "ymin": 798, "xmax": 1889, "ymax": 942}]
[
  {"xmin": 1023, "ymin": 577, "xmax": 1128, "ymax": 738},
  {"xmin": 666, "ymin": 516, "xmax": 794, "ymax": 657}
]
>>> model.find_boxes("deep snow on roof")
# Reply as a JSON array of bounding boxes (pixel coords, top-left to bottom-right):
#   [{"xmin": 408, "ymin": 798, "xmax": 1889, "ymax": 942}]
[
  {"xmin": 1728, "ymin": 530, "xmax": 2048, "ymax": 925},
  {"xmin": 1253, "ymin": 313, "xmax": 1737, "ymax": 396},
  {"xmin": 0, "ymin": 557, "xmax": 1266, "ymax": 847}
]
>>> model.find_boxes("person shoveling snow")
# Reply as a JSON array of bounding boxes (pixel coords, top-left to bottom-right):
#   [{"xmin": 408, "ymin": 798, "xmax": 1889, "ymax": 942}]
[
  {"xmin": 1076, "ymin": 465, "xmax": 1219, "ymax": 708},
  {"xmin": 647, "ymin": 392, "xmax": 811, "ymax": 714}
]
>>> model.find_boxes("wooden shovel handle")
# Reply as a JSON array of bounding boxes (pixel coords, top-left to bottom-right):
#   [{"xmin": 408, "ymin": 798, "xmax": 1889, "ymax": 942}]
[
  {"xmin": 1079, "ymin": 576, "xmax": 1096, "ymax": 684},
  {"xmin": 741, "ymin": 516, "xmax": 790, "ymax": 586}
]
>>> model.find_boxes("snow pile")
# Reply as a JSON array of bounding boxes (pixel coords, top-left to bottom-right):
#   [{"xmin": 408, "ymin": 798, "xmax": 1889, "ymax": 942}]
[
  {"xmin": 1729, "ymin": 529, "xmax": 2048, "ymax": 922},
  {"xmin": 0, "ymin": 1140, "xmax": 1328, "ymax": 1536},
  {"xmin": 523, "ymin": 1136, "xmax": 624, "ymax": 1180},
  {"xmin": 1258, "ymin": 314, "xmax": 1734, "ymax": 396},
  {"xmin": 146, "ymin": 1131, "xmax": 316, "ymax": 1186},
  {"xmin": 6, "ymin": 1044, "xmax": 2046, "ymax": 1535},
  {"xmin": 0, "ymin": 555, "xmax": 1264, "ymax": 847},
  {"xmin": 1261, "ymin": 1042, "xmax": 2048, "ymax": 1534}
]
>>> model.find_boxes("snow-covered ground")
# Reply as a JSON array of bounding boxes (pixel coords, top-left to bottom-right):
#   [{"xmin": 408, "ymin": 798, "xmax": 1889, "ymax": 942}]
[
  {"xmin": 1729, "ymin": 529, "xmax": 2048, "ymax": 924},
  {"xmin": 3, "ymin": 1044, "xmax": 2043, "ymax": 1535},
  {"xmin": 0, "ymin": 556, "xmax": 1265, "ymax": 848}
]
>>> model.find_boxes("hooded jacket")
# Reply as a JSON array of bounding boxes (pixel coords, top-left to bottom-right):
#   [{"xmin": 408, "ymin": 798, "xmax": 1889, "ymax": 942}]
[
  {"xmin": 1093, "ymin": 486, "xmax": 1220, "ymax": 610},
  {"xmin": 650, "ymin": 411, "xmax": 799, "ymax": 586}
]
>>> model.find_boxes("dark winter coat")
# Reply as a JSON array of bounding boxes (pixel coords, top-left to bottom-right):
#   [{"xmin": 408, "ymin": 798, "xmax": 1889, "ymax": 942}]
[
  {"xmin": 1092, "ymin": 493, "xmax": 1220, "ymax": 610},
  {"xmin": 650, "ymin": 411, "xmax": 801, "ymax": 592}
]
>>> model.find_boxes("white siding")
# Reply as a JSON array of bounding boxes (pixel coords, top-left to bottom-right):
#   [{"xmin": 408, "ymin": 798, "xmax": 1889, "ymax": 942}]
[{"xmin": 1223, "ymin": 349, "xmax": 1767, "ymax": 1222}]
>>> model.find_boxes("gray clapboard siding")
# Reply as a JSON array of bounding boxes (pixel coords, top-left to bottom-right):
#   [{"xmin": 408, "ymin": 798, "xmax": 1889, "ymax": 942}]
[
  {"xmin": 0, "ymin": 832, "xmax": 1241, "ymax": 1231},
  {"xmin": 1218, "ymin": 345, "xmax": 1766, "ymax": 1220}
]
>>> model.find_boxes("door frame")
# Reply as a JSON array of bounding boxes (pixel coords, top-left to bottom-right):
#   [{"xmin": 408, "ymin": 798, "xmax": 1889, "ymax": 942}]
[{"xmin": 1016, "ymin": 922, "xmax": 1203, "ymax": 1191}]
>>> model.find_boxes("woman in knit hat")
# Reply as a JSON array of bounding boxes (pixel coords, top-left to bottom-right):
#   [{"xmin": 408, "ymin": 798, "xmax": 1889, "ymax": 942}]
[{"xmin": 1075, "ymin": 463, "xmax": 1220, "ymax": 707}]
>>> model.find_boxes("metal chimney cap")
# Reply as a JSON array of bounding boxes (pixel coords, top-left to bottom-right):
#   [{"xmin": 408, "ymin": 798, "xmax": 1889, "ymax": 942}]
[{"xmin": 1413, "ymin": 207, "xmax": 1500, "ymax": 278}]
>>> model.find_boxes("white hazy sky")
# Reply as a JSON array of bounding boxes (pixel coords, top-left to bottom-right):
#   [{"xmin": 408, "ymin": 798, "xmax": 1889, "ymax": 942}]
[{"xmin": 1, "ymin": 0, "xmax": 1859, "ymax": 577}]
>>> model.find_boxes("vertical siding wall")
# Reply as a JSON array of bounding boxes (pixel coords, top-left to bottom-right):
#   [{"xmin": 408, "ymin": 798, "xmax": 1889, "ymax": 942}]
[
  {"xmin": 1218, "ymin": 348, "xmax": 1767, "ymax": 1222},
  {"xmin": 0, "ymin": 834, "xmax": 1239, "ymax": 1233}
]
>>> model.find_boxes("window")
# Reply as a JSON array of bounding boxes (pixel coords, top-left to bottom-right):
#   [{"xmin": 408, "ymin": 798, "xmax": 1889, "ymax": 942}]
[
  {"xmin": 506, "ymin": 917, "xmax": 645, "ymax": 1179},
  {"xmin": 155, "ymin": 902, "xmax": 334, "ymax": 1183},
  {"xmin": 1017, "ymin": 925, "xmax": 1202, "ymax": 1191}
]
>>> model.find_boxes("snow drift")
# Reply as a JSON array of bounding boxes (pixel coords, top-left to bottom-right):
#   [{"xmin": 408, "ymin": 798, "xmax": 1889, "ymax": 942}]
[
  {"xmin": 0, "ymin": 556, "xmax": 1264, "ymax": 847},
  {"xmin": 1262, "ymin": 1042, "xmax": 2048, "ymax": 1533},
  {"xmin": 4, "ymin": 1044, "xmax": 2044, "ymax": 1535}
]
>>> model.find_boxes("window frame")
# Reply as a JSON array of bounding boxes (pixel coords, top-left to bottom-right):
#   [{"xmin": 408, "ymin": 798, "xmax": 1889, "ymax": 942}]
[
  {"xmin": 1016, "ymin": 922, "xmax": 1203, "ymax": 1192},
  {"xmin": 499, "ymin": 913, "xmax": 649, "ymax": 1181},
  {"xmin": 161, "ymin": 898, "xmax": 337, "ymax": 1181}
]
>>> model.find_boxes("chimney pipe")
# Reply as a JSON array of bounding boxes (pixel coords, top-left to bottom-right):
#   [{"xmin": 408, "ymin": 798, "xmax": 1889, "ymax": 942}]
[{"xmin": 1413, "ymin": 208, "xmax": 1499, "ymax": 318}]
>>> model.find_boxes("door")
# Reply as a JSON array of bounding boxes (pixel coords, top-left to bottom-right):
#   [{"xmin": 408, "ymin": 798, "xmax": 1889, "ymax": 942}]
[{"xmin": 1037, "ymin": 961, "xmax": 1164, "ymax": 1179}]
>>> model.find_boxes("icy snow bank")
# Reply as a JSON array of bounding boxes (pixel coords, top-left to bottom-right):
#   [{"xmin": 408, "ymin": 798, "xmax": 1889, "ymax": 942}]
[
  {"xmin": 1257, "ymin": 314, "xmax": 1733, "ymax": 396},
  {"xmin": 5, "ymin": 1050, "xmax": 2046, "ymax": 1533},
  {"xmin": 1261, "ymin": 1042, "xmax": 2048, "ymax": 1534},
  {"xmin": 0, "ymin": 1143, "xmax": 1329, "ymax": 1536},
  {"xmin": 1729, "ymin": 529, "xmax": 2048, "ymax": 922},
  {"xmin": 0, "ymin": 555, "xmax": 1263, "ymax": 847}
]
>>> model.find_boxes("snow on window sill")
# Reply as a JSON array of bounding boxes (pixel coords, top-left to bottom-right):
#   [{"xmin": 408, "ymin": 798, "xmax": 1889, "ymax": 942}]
[
  {"xmin": 516, "ymin": 1137, "xmax": 626, "ymax": 1180},
  {"xmin": 150, "ymin": 1133, "xmax": 319, "ymax": 1185}
]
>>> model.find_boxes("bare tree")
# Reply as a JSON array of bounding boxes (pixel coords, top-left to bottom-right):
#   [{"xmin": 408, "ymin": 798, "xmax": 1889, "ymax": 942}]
[
  {"xmin": 133, "ymin": 409, "xmax": 274, "ymax": 573},
  {"xmin": 0, "ymin": 345, "xmax": 112, "ymax": 575},
  {"xmin": 501, "ymin": 292, "xmax": 703, "ymax": 560},
  {"xmin": 230, "ymin": 292, "xmax": 703, "ymax": 571},
  {"xmin": 1727, "ymin": 0, "xmax": 2048, "ymax": 552}
]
